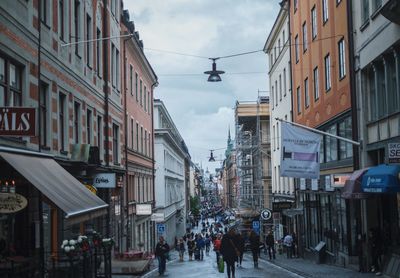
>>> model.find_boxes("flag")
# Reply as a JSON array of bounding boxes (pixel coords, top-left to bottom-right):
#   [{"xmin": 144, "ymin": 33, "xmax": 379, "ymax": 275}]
[{"xmin": 280, "ymin": 122, "xmax": 321, "ymax": 179}]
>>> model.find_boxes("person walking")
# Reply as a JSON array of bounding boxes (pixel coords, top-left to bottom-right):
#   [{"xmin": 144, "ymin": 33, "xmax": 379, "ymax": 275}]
[
  {"xmin": 236, "ymin": 232, "xmax": 245, "ymax": 268},
  {"xmin": 221, "ymin": 228, "xmax": 239, "ymax": 278},
  {"xmin": 291, "ymin": 232, "xmax": 297, "ymax": 258},
  {"xmin": 249, "ymin": 230, "xmax": 260, "ymax": 268},
  {"xmin": 155, "ymin": 236, "xmax": 170, "ymax": 276},
  {"xmin": 205, "ymin": 233, "xmax": 211, "ymax": 256},
  {"xmin": 195, "ymin": 234, "xmax": 205, "ymax": 260},
  {"xmin": 369, "ymin": 228, "xmax": 383, "ymax": 276},
  {"xmin": 177, "ymin": 238, "xmax": 185, "ymax": 262},
  {"xmin": 213, "ymin": 233, "xmax": 222, "ymax": 264},
  {"xmin": 265, "ymin": 230, "xmax": 276, "ymax": 260},
  {"xmin": 187, "ymin": 236, "xmax": 195, "ymax": 261},
  {"xmin": 283, "ymin": 233, "xmax": 293, "ymax": 259}
]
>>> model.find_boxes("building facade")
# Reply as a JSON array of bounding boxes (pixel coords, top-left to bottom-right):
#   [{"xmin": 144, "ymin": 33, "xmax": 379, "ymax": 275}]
[
  {"xmin": 264, "ymin": 0, "xmax": 295, "ymax": 240},
  {"xmin": 154, "ymin": 99, "xmax": 188, "ymax": 246},
  {"xmin": 289, "ymin": 0, "xmax": 355, "ymax": 263}
]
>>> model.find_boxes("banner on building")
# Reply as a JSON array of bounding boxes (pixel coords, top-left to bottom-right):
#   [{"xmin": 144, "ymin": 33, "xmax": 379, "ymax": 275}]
[{"xmin": 280, "ymin": 122, "xmax": 321, "ymax": 179}]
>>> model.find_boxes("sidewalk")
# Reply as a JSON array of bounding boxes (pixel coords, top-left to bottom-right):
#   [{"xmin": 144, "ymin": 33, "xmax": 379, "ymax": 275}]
[{"xmin": 258, "ymin": 251, "xmax": 376, "ymax": 278}]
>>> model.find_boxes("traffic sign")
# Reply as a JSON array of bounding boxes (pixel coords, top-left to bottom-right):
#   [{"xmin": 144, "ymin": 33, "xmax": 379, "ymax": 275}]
[
  {"xmin": 252, "ymin": 221, "xmax": 260, "ymax": 229},
  {"xmin": 261, "ymin": 209, "xmax": 272, "ymax": 220},
  {"xmin": 157, "ymin": 223, "xmax": 165, "ymax": 234}
]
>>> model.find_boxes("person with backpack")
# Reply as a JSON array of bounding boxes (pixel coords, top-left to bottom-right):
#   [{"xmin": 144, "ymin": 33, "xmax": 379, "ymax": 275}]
[
  {"xmin": 155, "ymin": 236, "xmax": 170, "ymax": 276},
  {"xmin": 221, "ymin": 228, "xmax": 240, "ymax": 278}
]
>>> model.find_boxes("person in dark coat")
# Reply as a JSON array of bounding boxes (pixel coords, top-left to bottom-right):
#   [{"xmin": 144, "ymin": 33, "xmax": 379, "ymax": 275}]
[
  {"xmin": 249, "ymin": 230, "xmax": 260, "ymax": 268},
  {"xmin": 155, "ymin": 236, "xmax": 170, "ymax": 276},
  {"xmin": 220, "ymin": 228, "xmax": 239, "ymax": 278},
  {"xmin": 265, "ymin": 230, "xmax": 276, "ymax": 260},
  {"xmin": 368, "ymin": 228, "xmax": 383, "ymax": 275},
  {"xmin": 236, "ymin": 232, "xmax": 245, "ymax": 267}
]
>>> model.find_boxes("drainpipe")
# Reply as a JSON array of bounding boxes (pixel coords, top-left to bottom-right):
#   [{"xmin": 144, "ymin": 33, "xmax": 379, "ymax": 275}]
[{"xmin": 102, "ymin": 0, "xmax": 111, "ymax": 238}]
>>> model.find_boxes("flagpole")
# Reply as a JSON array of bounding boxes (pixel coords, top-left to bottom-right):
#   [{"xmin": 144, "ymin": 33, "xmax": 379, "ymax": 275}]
[{"xmin": 275, "ymin": 118, "xmax": 360, "ymax": 146}]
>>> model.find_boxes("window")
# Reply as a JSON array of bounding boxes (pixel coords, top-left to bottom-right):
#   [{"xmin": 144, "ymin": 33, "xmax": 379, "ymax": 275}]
[
  {"xmin": 367, "ymin": 67, "xmax": 377, "ymax": 121},
  {"xmin": 144, "ymin": 85, "xmax": 147, "ymax": 111},
  {"xmin": 135, "ymin": 73, "xmax": 138, "ymax": 102},
  {"xmin": 373, "ymin": 0, "xmax": 382, "ymax": 11},
  {"xmin": 278, "ymin": 39, "xmax": 281, "ymax": 53},
  {"xmin": 273, "ymin": 125, "xmax": 275, "ymax": 151},
  {"xmin": 136, "ymin": 122, "xmax": 139, "ymax": 151},
  {"xmin": 283, "ymin": 69, "xmax": 287, "ymax": 96},
  {"xmin": 73, "ymin": 101, "xmax": 81, "ymax": 144},
  {"xmin": 275, "ymin": 80, "xmax": 278, "ymax": 106},
  {"xmin": 313, "ymin": 67, "xmax": 319, "ymax": 101},
  {"xmin": 339, "ymin": 117, "xmax": 353, "ymax": 159},
  {"xmin": 140, "ymin": 80, "xmax": 143, "ymax": 106},
  {"xmin": 376, "ymin": 62, "xmax": 386, "ymax": 118},
  {"xmin": 130, "ymin": 65, "xmax": 133, "ymax": 95},
  {"xmin": 86, "ymin": 14, "xmax": 92, "ymax": 67},
  {"xmin": 144, "ymin": 130, "xmax": 148, "ymax": 155},
  {"xmin": 297, "ymin": 86, "xmax": 301, "ymax": 114},
  {"xmin": 97, "ymin": 115, "xmax": 103, "ymax": 153},
  {"xmin": 111, "ymin": 0, "xmax": 116, "ymax": 16},
  {"xmin": 337, "ymin": 0, "xmax": 342, "ymax": 4},
  {"xmin": 112, "ymin": 124, "xmax": 119, "ymax": 164},
  {"xmin": 130, "ymin": 118, "xmax": 134, "ymax": 148},
  {"xmin": 40, "ymin": 0, "xmax": 50, "ymax": 26},
  {"xmin": 0, "ymin": 56, "xmax": 22, "ymax": 106},
  {"xmin": 294, "ymin": 0, "xmax": 298, "ymax": 12},
  {"xmin": 304, "ymin": 78, "xmax": 309, "ymax": 108},
  {"xmin": 361, "ymin": 0, "xmax": 369, "ymax": 23},
  {"xmin": 59, "ymin": 93, "xmax": 66, "ymax": 151},
  {"xmin": 148, "ymin": 132, "xmax": 151, "ymax": 157},
  {"xmin": 39, "ymin": 82, "xmax": 49, "ymax": 147},
  {"xmin": 338, "ymin": 39, "xmax": 346, "ymax": 79},
  {"xmin": 302, "ymin": 22, "xmax": 308, "ymax": 52},
  {"xmin": 140, "ymin": 126, "xmax": 143, "ymax": 153},
  {"xmin": 147, "ymin": 91, "xmax": 151, "ymax": 113},
  {"xmin": 311, "ymin": 6, "xmax": 317, "ymax": 39},
  {"xmin": 74, "ymin": 0, "xmax": 80, "ymax": 56},
  {"xmin": 279, "ymin": 75, "xmax": 282, "ymax": 100},
  {"xmin": 59, "ymin": 0, "xmax": 65, "ymax": 40},
  {"xmin": 116, "ymin": 49, "xmax": 120, "ymax": 91},
  {"xmin": 283, "ymin": 30, "xmax": 285, "ymax": 44},
  {"xmin": 96, "ymin": 28, "xmax": 101, "ymax": 77},
  {"xmin": 111, "ymin": 43, "xmax": 115, "ymax": 87},
  {"xmin": 324, "ymin": 54, "xmax": 331, "ymax": 91},
  {"xmin": 271, "ymin": 86, "xmax": 274, "ymax": 107},
  {"xmin": 387, "ymin": 53, "xmax": 399, "ymax": 114},
  {"xmin": 86, "ymin": 109, "xmax": 92, "ymax": 144},
  {"xmin": 326, "ymin": 125, "xmax": 338, "ymax": 162},
  {"xmin": 295, "ymin": 35, "xmax": 299, "ymax": 63},
  {"xmin": 322, "ymin": 0, "xmax": 329, "ymax": 23}
]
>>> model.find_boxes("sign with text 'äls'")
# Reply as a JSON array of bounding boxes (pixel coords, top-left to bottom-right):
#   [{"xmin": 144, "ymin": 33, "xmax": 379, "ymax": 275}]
[{"xmin": 0, "ymin": 107, "xmax": 36, "ymax": 136}]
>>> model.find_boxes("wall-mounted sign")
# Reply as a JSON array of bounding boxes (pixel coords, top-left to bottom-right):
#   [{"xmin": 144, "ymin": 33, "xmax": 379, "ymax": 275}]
[
  {"xmin": 0, "ymin": 193, "xmax": 28, "ymax": 213},
  {"xmin": 136, "ymin": 204, "xmax": 152, "ymax": 215},
  {"xmin": 260, "ymin": 209, "xmax": 272, "ymax": 220},
  {"xmin": 93, "ymin": 173, "xmax": 116, "ymax": 188},
  {"xmin": 273, "ymin": 202, "xmax": 292, "ymax": 212},
  {"xmin": 389, "ymin": 143, "xmax": 400, "ymax": 164},
  {"xmin": 0, "ymin": 107, "xmax": 36, "ymax": 136},
  {"xmin": 151, "ymin": 213, "xmax": 165, "ymax": 222},
  {"xmin": 84, "ymin": 184, "xmax": 97, "ymax": 195}
]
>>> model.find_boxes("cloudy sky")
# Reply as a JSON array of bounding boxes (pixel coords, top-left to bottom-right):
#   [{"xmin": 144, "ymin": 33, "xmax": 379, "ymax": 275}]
[{"xmin": 125, "ymin": 0, "xmax": 280, "ymax": 172}]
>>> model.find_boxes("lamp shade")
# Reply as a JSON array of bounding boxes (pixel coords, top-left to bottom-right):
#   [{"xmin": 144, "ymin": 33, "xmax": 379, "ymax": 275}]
[{"xmin": 204, "ymin": 60, "xmax": 225, "ymax": 82}]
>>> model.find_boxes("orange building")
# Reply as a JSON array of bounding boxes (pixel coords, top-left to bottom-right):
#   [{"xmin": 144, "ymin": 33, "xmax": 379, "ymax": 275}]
[{"xmin": 289, "ymin": 0, "xmax": 355, "ymax": 264}]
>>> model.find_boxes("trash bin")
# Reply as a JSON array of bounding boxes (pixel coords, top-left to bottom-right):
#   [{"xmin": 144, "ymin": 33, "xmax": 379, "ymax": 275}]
[{"xmin": 314, "ymin": 241, "xmax": 326, "ymax": 264}]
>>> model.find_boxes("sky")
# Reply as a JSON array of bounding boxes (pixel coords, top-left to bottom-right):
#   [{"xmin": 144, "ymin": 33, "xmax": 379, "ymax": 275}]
[{"xmin": 125, "ymin": 0, "xmax": 280, "ymax": 172}]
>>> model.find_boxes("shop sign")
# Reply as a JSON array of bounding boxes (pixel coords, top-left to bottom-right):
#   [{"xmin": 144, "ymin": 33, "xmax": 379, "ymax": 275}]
[
  {"xmin": 0, "ymin": 193, "xmax": 28, "ymax": 213},
  {"xmin": 84, "ymin": 184, "xmax": 97, "ymax": 195},
  {"xmin": 273, "ymin": 202, "xmax": 292, "ymax": 212},
  {"xmin": 388, "ymin": 143, "xmax": 400, "ymax": 163},
  {"xmin": 260, "ymin": 209, "xmax": 272, "ymax": 220},
  {"xmin": 0, "ymin": 107, "xmax": 36, "ymax": 136},
  {"xmin": 151, "ymin": 213, "xmax": 165, "ymax": 222},
  {"xmin": 136, "ymin": 204, "xmax": 152, "ymax": 215},
  {"xmin": 93, "ymin": 173, "xmax": 116, "ymax": 188}
]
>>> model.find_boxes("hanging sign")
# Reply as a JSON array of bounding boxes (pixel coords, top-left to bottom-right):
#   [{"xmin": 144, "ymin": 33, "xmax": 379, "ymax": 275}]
[
  {"xmin": 93, "ymin": 173, "xmax": 116, "ymax": 188},
  {"xmin": 281, "ymin": 122, "xmax": 321, "ymax": 179},
  {"xmin": 0, "ymin": 193, "xmax": 28, "ymax": 213}
]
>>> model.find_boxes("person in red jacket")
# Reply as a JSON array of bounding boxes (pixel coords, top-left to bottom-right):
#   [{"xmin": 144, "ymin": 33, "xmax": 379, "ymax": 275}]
[{"xmin": 213, "ymin": 233, "xmax": 222, "ymax": 264}]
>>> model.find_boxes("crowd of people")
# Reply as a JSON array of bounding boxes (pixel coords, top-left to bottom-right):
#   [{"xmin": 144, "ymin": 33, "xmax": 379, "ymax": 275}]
[{"xmin": 154, "ymin": 216, "xmax": 299, "ymax": 278}]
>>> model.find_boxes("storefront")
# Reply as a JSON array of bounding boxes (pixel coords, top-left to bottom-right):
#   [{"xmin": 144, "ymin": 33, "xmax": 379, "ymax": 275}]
[{"xmin": 0, "ymin": 147, "xmax": 108, "ymax": 276}]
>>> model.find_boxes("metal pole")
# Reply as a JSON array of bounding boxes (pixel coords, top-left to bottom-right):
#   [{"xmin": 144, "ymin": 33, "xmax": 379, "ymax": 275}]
[{"xmin": 275, "ymin": 118, "xmax": 360, "ymax": 146}]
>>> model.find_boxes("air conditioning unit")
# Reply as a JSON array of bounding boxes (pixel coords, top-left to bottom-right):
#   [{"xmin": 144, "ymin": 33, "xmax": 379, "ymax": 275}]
[{"xmin": 89, "ymin": 146, "xmax": 100, "ymax": 165}]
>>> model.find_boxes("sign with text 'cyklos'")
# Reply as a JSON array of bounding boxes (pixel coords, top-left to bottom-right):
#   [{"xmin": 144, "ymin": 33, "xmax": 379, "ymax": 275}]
[
  {"xmin": 93, "ymin": 173, "xmax": 116, "ymax": 188},
  {"xmin": 281, "ymin": 122, "xmax": 321, "ymax": 179}
]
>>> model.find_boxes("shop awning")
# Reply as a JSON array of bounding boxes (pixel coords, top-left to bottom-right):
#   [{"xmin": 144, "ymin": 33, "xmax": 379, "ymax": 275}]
[
  {"xmin": 341, "ymin": 168, "xmax": 370, "ymax": 199},
  {"xmin": 0, "ymin": 150, "xmax": 108, "ymax": 222},
  {"xmin": 362, "ymin": 164, "xmax": 400, "ymax": 193}
]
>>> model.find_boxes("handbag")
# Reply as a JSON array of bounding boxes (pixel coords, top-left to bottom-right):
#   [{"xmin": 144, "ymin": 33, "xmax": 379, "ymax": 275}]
[{"xmin": 218, "ymin": 257, "xmax": 225, "ymax": 273}]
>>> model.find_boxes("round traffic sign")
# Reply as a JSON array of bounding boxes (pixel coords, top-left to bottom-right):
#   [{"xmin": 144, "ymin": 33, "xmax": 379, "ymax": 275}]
[{"xmin": 261, "ymin": 209, "xmax": 272, "ymax": 220}]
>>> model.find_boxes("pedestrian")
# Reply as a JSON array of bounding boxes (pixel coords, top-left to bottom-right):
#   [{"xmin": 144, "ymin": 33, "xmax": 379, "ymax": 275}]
[
  {"xmin": 291, "ymin": 232, "xmax": 297, "ymax": 258},
  {"xmin": 265, "ymin": 230, "xmax": 276, "ymax": 260},
  {"xmin": 178, "ymin": 238, "xmax": 185, "ymax": 262},
  {"xmin": 220, "ymin": 228, "xmax": 239, "ymax": 278},
  {"xmin": 249, "ymin": 230, "xmax": 260, "ymax": 268},
  {"xmin": 155, "ymin": 236, "xmax": 170, "ymax": 276},
  {"xmin": 368, "ymin": 228, "xmax": 382, "ymax": 276},
  {"xmin": 205, "ymin": 233, "xmax": 211, "ymax": 256},
  {"xmin": 236, "ymin": 232, "xmax": 245, "ymax": 268},
  {"xmin": 187, "ymin": 236, "xmax": 195, "ymax": 261},
  {"xmin": 213, "ymin": 233, "xmax": 222, "ymax": 264},
  {"xmin": 195, "ymin": 234, "xmax": 205, "ymax": 260},
  {"xmin": 283, "ymin": 233, "xmax": 293, "ymax": 259}
]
